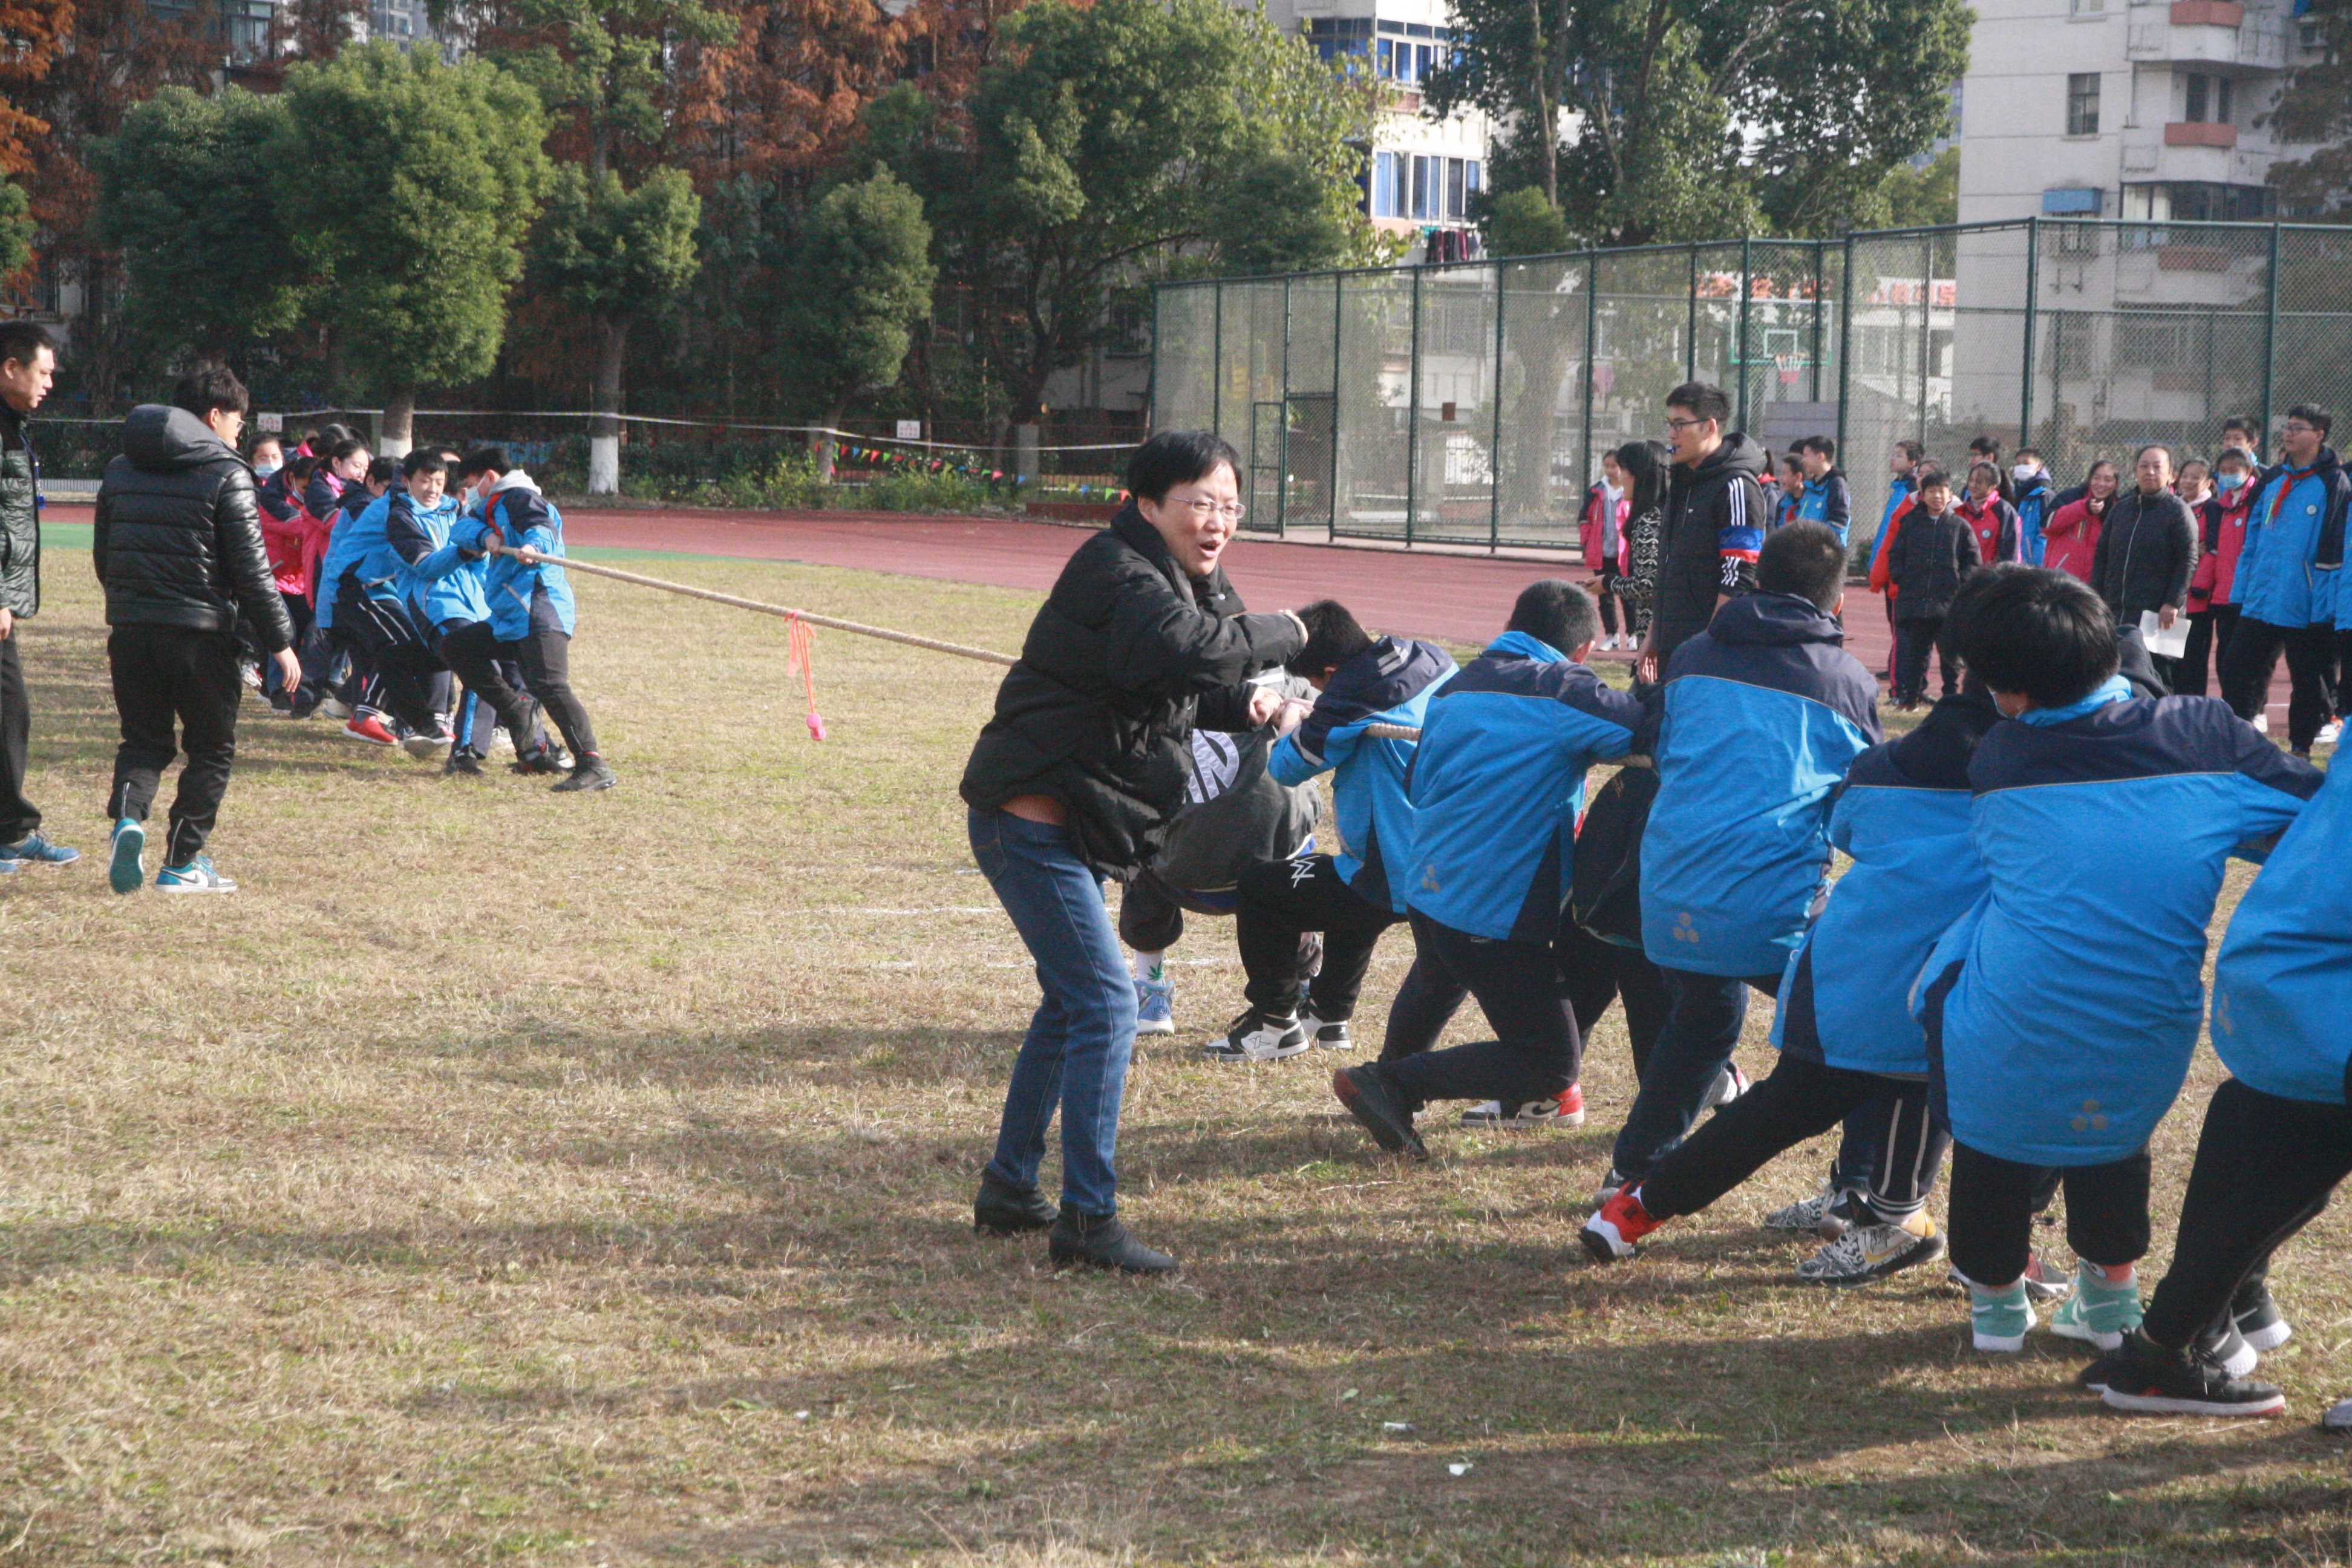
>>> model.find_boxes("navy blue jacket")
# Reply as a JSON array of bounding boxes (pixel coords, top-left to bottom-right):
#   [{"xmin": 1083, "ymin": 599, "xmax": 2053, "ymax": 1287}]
[
  {"xmin": 2211, "ymin": 757, "xmax": 2352, "ymax": 1106},
  {"xmin": 1641, "ymin": 593, "xmax": 1884, "ymax": 977},
  {"xmin": 1922, "ymin": 684, "xmax": 2321, "ymax": 1165},
  {"xmin": 1775, "ymin": 689, "xmax": 1999, "ymax": 1076},
  {"xmin": 1406, "ymin": 630, "xmax": 1643, "ymax": 942},
  {"xmin": 1269, "ymin": 636, "xmax": 1455, "ymax": 913}
]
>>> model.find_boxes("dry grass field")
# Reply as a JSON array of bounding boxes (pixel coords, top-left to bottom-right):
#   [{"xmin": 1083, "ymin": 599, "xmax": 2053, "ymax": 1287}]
[{"xmin": 4, "ymin": 526, "xmax": 2350, "ymax": 1567}]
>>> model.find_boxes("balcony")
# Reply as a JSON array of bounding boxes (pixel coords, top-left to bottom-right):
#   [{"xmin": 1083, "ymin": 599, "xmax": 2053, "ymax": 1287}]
[
  {"xmin": 2126, "ymin": 13, "xmax": 2286, "ymax": 68},
  {"xmin": 2164, "ymin": 120, "xmax": 2239, "ymax": 148}
]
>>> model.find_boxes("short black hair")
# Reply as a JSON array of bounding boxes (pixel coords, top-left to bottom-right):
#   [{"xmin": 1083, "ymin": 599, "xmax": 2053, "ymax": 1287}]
[
  {"xmin": 1915, "ymin": 465, "xmax": 1953, "ymax": 494},
  {"xmin": 1954, "ymin": 566, "xmax": 2117, "ymax": 707},
  {"xmin": 1506, "ymin": 578, "xmax": 1598, "ymax": 656},
  {"xmin": 1968, "ymin": 434, "xmax": 2001, "ymax": 456},
  {"xmin": 171, "ymin": 361, "xmax": 249, "ymax": 420},
  {"xmin": 2223, "ymin": 415, "xmax": 2255, "ymax": 434},
  {"xmin": 2287, "ymin": 403, "xmax": 2334, "ymax": 439},
  {"xmin": 0, "ymin": 321, "xmax": 56, "ymax": 371},
  {"xmin": 1894, "ymin": 439, "xmax": 1924, "ymax": 464},
  {"xmin": 1967, "ymin": 460, "xmax": 1999, "ymax": 487},
  {"xmin": 2015, "ymin": 447, "xmax": 2042, "ymax": 463},
  {"xmin": 2135, "ymin": 442, "xmax": 2172, "ymax": 466},
  {"xmin": 315, "ymin": 422, "xmax": 357, "ymax": 449},
  {"xmin": 2216, "ymin": 446, "xmax": 2253, "ymax": 469},
  {"xmin": 401, "ymin": 448, "xmax": 448, "ymax": 479},
  {"xmin": 1286, "ymin": 598, "xmax": 1373, "ymax": 678},
  {"xmin": 250, "ymin": 433, "xmax": 284, "ymax": 454},
  {"xmin": 1779, "ymin": 452, "xmax": 1804, "ymax": 475},
  {"xmin": 328, "ymin": 436, "xmax": 370, "ymax": 465},
  {"xmin": 1757, "ymin": 521, "xmax": 1847, "ymax": 611},
  {"xmin": 459, "ymin": 445, "xmax": 511, "ymax": 480},
  {"xmin": 366, "ymin": 454, "xmax": 400, "ymax": 486},
  {"xmin": 287, "ymin": 453, "xmax": 318, "ymax": 482},
  {"xmin": 1800, "ymin": 434, "xmax": 1837, "ymax": 462},
  {"xmin": 1664, "ymin": 381, "xmax": 1731, "ymax": 426},
  {"xmin": 1125, "ymin": 430, "xmax": 1242, "ymax": 503}
]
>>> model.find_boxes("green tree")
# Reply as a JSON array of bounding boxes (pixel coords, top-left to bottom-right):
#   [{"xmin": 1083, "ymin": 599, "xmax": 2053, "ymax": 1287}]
[
  {"xmin": 2268, "ymin": 0, "xmax": 2352, "ymax": 220},
  {"xmin": 489, "ymin": 0, "xmax": 730, "ymax": 490},
  {"xmin": 1862, "ymin": 146, "xmax": 1959, "ymax": 232},
  {"xmin": 276, "ymin": 44, "xmax": 551, "ymax": 451},
  {"xmin": 874, "ymin": 0, "xmax": 1376, "ymax": 457},
  {"xmin": 529, "ymin": 164, "xmax": 701, "ymax": 488},
  {"xmin": 90, "ymin": 87, "xmax": 307, "ymax": 367},
  {"xmin": 1426, "ymin": 0, "xmax": 1968, "ymax": 246},
  {"xmin": 777, "ymin": 169, "xmax": 935, "ymax": 480},
  {"xmin": 0, "ymin": 177, "xmax": 31, "ymax": 286}
]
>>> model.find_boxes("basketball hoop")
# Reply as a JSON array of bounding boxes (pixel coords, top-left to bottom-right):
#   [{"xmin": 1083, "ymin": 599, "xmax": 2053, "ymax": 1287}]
[{"xmin": 1775, "ymin": 352, "xmax": 1802, "ymax": 387}]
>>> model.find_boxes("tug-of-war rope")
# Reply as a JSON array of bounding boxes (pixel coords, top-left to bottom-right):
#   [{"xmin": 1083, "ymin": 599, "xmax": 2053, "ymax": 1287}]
[{"xmin": 492, "ymin": 542, "xmax": 1436, "ymax": 743}]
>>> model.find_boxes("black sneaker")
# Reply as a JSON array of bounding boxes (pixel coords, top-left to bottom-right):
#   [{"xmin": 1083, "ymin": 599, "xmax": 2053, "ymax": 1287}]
[
  {"xmin": 552, "ymin": 757, "xmax": 619, "ymax": 793},
  {"xmin": 443, "ymin": 750, "xmax": 485, "ymax": 777},
  {"xmin": 2092, "ymin": 1331, "xmax": 2286, "ymax": 1417},
  {"xmin": 1047, "ymin": 1203, "xmax": 1177, "ymax": 1274},
  {"xmin": 511, "ymin": 745, "xmax": 567, "ymax": 777},
  {"xmin": 1297, "ymin": 998, "xmax": 1353, "ymax": 1050},
  {"xmin": 1331, "ymin": 1065, "xmax": 1427, "ymax": 1160},
  {"xmin": 1199, "ymin": 1009, "xmax": 1307, "ymax": 1063},
  {"xmin": 973, "ymin": 1171, "xmax": 1057, "ymax": 1235},
  {"xmin": 2233, "ymin": 1280, "xmax": 2293, "ymax": 1352}
]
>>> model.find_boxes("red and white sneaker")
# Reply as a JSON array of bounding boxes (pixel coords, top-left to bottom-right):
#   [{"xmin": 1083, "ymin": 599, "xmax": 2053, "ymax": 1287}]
[
  {"xmin": 1460, "ymin": 1082, "xmax": 1586, "ymax": 1128},
  {"xmin": 1581, "ymin": 1183, "xmax": 1664, "ymax": 1261},
  {"xmin": 342, "ymin": 714, "xmax": 399, "ymax": 747}
]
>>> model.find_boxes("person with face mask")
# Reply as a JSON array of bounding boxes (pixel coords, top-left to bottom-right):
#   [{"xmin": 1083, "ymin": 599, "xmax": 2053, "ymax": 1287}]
[{"xmin": 2010, "ymin": 451, "xmax": 2055, "ymax": 565}]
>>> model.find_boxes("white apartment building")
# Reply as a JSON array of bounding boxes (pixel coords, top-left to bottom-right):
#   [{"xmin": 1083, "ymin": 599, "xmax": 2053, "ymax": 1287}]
[{"xmin": 1957, "ymin": 0, "xmax": 2325, "ymax": 227}]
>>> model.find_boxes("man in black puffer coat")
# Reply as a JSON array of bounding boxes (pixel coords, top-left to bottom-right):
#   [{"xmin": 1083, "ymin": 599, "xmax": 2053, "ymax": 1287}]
[
  {"xmin": 92, "ymin": 362, "xmax": 297, "ymax": 895},
  {"xmin": 0, "ymin": 321, "xmax": 79, "ymax": 872},
  {"xmin": 1639, "ymin": 381, "xmax": 1772, "ymax": 680}
]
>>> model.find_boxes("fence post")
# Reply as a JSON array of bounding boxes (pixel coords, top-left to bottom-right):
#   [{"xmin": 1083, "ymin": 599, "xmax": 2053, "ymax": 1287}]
[
  {"xmin": 1836, "ymin": 233, "xmax": 1854, "ymax": 463},
  {"xmin": 1405, "ymin": 266, "xmax": 1422, "ymax": 547},
  {"xmin": 1917, "ymin": 234, "xmax": 1933, "ymax": 442},
  {"xmin": 1330, "ymin": 274, "xmax": 1345, "ymax": 541},
  {"xmin": 2259, "ymin": 221, "xmax": 2281, "ymax": 448},
  {"xmin": 1584, "ymin": 252, "xmax": 1600, "ymax": 505},
  {"xmin": 1685, "ymin": 246, "xmax": 1699, "ymax": 381},
  {"xmin": 1278, "ymin": 275, "xmax": 1292, "ymax": 538},
  {"xmin": 1489, "ymin": 260, "xmax": 1505, "ymax": 554},
  {"xmin": 1737, "ymin": 234, "xmax": 1754, "ymax": 428},
  {"xmin": 1810, "ymin": 238, "xmax": 1826, "ymax": 403},
  {"xmin": 1210, "ymin": 283, "xmax": 1223, "ymax": 442},
  {"xmin": 2019, "ymin": 217, "xmax": 2039, "ymax": 453}
]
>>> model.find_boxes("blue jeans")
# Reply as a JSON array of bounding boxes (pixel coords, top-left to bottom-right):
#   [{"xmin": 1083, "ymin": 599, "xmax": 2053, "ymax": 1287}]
[{"xmin": 970, "ymin": 806, "xmax": 1138, "ymax": 1217}]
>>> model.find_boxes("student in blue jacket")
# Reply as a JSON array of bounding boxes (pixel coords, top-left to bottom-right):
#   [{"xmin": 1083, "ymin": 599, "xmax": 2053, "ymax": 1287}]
[
  {"xmin": 399, "ymin": 446, "xmax": 554, "ymax": 776},
  {"xmin": 1205, "ymin": 601, "xmax": 1454, "ymax": 1063},
  {"xmin": 1583, "ymin": 570, "xmax": 2037, "ymax": 1284},
  {"xmin": 2220, "ymin": 404, "xmax": 2347, "ymax": 757},
  {"xmin": 452, "ymin": 446, "xmax": 616, "ymax": 794},
  {"xmin": 1795, "ymin": 436, "xmax": 1852, "ymax": 546},
  {"xmin": 1923, "ymin": 567, "xmax": 2322, "ymax": 1356},
  {"xmin": 2080, "ymin": 757, "xmax": 2352, "ymax": 1417},
  {"xmin": 1329, "ymin": 581, "xmax": 1643, "ymax": 1158},
  {"xmin": 1604, "ymin": 523, "xmax": 1883, "ymax": 1200},
  {"xmin": 317, "ymin": 454, "xmax": 448, "ymax": 755},
  {"xmin": 2010, "ymin": 449, "xmax": 2056, "ymax": 566}
]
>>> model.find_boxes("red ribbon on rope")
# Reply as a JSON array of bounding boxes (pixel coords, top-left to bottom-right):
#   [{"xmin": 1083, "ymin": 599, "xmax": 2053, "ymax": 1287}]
[{"xmin": 786, "ymin": 613, "xmax": 826, "ymax": 741}]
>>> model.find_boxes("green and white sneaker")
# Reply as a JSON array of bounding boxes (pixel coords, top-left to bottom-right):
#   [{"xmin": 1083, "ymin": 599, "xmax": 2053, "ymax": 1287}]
[
  {"xmin": 1971, "ymin": 1281, "xmax": 2037, "ymax": 1353},
  {"xmin": 155, "ymin": 855, "xmax": 237, "ymax": 894},
  {"xmin": 2051, "ymin": 1264, "xmax": 2143, "ymax": 1350},
  {"xmin": 107, "ymin": 817, "xmax": 146, "ymax": 895}
]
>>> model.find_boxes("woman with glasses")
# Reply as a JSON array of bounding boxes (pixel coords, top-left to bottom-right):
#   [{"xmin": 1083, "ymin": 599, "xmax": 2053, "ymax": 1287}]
[{"xmin": 959, "ymin": 431, "xmax": 1305, "ymax": 1273}]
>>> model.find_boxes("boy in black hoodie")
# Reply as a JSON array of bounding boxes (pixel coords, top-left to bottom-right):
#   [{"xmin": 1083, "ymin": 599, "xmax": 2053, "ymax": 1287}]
[{"xmin": 1886, "ymin": 466, "xmax": 1980, "ymax": 708}]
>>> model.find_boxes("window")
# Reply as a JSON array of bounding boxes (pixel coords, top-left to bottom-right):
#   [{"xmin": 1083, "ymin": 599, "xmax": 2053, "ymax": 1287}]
[
  {"xmin": 2070, "ymin": 0, "xmax": 2105, "ymax": 13},
  {"xmin": 1466, "ymin": 160, "xmax": 1481, "ymax": 201},
  {"xmin": 1446, "ymin": 157, "xmax": 1466, "ymax": 221},
  {"xmin": 1375, "ymin": 38, "xmax": 1393, "ymax": 76},
  {"xmin": 2066, "ymin": 73, "xmax": 2100, "ymax": 136},
  {"xmin": 2182, "ymin": 71, "xmax": 2230, "ymax": 123},
  {"xmin": 1370, "ymin": 152, "xmax": 1403, "ymax": 218},
  {"xmin": 2298, "ymin": 18, "xmax": 2321, "ymax": 50},
  {"xmin": 1304, "ymin": 16, "xmax": 1370, "ymax": 62},
  {"xmin": 1411, "ymin": 155, "xmax": 1432, "ymax": 220}
]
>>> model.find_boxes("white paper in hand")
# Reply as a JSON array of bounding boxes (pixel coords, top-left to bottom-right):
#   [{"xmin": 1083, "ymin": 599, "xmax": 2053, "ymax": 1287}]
[{"xmin": 2139, "ymin": 610, "xmax": 2190, "ymax": 660}]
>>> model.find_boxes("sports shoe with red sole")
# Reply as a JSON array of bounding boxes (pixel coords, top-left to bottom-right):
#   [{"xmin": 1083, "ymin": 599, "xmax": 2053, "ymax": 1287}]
[
  {"xmin": 1581, "ymin": 1183, "xmax": 1664, "ymax": 1261},
  {"xmin": 1459, "ymin": 1082, "xmax": 1586, "ymax": 1128}
]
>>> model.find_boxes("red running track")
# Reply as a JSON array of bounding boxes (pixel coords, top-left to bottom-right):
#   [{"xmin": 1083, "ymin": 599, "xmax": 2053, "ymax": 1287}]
[{"xmin": 43, "ymin": 502, "xmax": 2299, "ymax": 711}]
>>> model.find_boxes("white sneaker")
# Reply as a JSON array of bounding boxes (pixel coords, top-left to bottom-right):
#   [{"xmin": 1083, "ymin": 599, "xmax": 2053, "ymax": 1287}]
[
  {"xmin": 1763, "ymin": 1177, "xmax": 1840, "ymax": 1234},
  {"xmin": 1703, "ymin": 1061, "xmax": 1749, "ymax": 1111},
  {"xmin": 2251, "ymin": 710, "xmax": 2270, "ymax": 736},
  {"xmin": 488, "ymin": 725, "xmax": 517, "ymax": 757},
  {"xmin": 1795, "ymin": 1213, "xmax": 1945, "ymax": 1286},
  {"xmin": 1298, "ymin": 1000, "xmax": 1352, "ymax": 1050},
  {"xmin": 1199, "ymin": 1010, "xmax": 1307, "ymax": 1063},
  {"xmin": 2319, "ymin": 720, "xmax": 2344, "ymax": 749},
  {"xmin": 1461, "ymin": 1084, "xmax": 1584, "ymax": 1128}
]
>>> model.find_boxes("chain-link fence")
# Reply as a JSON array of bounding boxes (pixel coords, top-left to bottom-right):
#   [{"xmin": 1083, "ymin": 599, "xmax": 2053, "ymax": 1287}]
[{"xmin": 1155, "ymin": 218, "xmax": 2352, "ymax": 554}]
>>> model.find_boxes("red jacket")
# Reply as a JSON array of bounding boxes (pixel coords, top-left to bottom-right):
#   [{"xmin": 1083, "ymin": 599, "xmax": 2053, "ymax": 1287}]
[
  {"xmin": 2042, "ymin": 495, "xmax": 2105, "ymax": 583},
  {"xmin": 1958, "ymin": 494, "xmax": 2022, "ymax": 566},
  {"xmin": 1580, "ymin": 483, "xmax": 1629, "ymax": 575},
  {"xmin": 1868, "ymin": 493, "xmax": 1918, "ymax": 597},
  {"xmin": 2187, "ymin": 485, "xmax": 2254, "ymax": 609}
]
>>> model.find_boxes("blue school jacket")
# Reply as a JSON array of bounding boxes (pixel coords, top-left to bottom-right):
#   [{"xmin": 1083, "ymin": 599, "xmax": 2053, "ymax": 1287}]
[
  {"xmin": 455, "ymin": 472, "xmax": 576, "ymax": 639},
  {"xmin": 1268, "ymin": 636, "xmax": 1455, "ymax": 915},
  {"xmin": 388, "ymin": 491, "xmax": 486, "ymax": 632},
  {"xmin": 1919, "ymin": 682, "xmax": 2321, "ymax": 1165},
  {"xmin": 312, "ymin": 485, "xmax": 402, "ymax": 631},
  {"xmin": 1797, "ymin": 471, "xmax": 1853, "ymax": 544},
  {"xmin": 1640, "ymin": 593, "xmax": 1883, "ymax": 978},
  {"xmin": 2210, "ymin": 759, "xmax": 2352, "ymax": 1106},
  {"xmin": 1774, "ymin": 689, "xmax": 1999, "ymax": 1077},
  {"xmin": 2013, "ymin": 473, "xmax": 2054, "ymax": 566},
  {"xmin": 1405, "ymin": 630, "xmax": 1643, "ymax": 942},
  {"xmin": 2233, "ymin": 450, "xmax": 2348, "ymax": 630}
]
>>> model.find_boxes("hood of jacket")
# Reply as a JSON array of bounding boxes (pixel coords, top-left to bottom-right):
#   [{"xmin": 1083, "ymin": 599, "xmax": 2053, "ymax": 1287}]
[
  {"xmin": 486, "ymin": 469, "xmax": 542, "ymax": 500},
  {"xmin": 1705, "ymin": 589, "xmax": 1847, "ymax": 650},
  {"xmin": 1677, "ymin": 431, "xmax": 1769, "ymax": 495},
  {"xmin": 123, "ymin": 405, "xmax": 244, "ymax": 475}
]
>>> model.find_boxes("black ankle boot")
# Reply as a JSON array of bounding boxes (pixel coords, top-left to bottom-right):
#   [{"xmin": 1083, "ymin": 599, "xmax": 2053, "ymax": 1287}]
[
  {"xmin": 973, "ymin": 1171, "xmax": 1058, "ymax": 1235},
  {"xmin": 1047, "ymin": 1203, "xmax": 1178, "ymax": 1275}
]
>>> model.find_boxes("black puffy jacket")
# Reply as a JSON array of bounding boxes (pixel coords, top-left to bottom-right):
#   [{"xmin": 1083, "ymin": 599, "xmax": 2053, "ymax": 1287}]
[
  {"xmin": 93, "ymin": 405, "xmax": 293, "ymax": 652},
  {"xmin": 961, "ymin": 506, "xmax": 1304, "ymax": 875},
  {"xmin": 0, "ymin": 405, "xmax": 37, "ymax": 616},
  {"xmin": 1887, "ymin": 506, "xmax": 1981, "ymax": 621},
  {"xmin": 1651, "ymin": 432, "xmax": 1770, "ymax": 665},
  {"xmin": 2091, "ymin": 486, "xmax": 2199, "ymax": 626}
]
